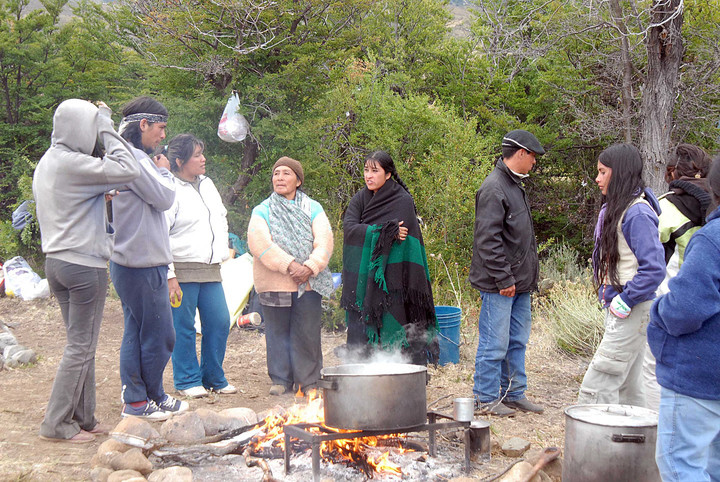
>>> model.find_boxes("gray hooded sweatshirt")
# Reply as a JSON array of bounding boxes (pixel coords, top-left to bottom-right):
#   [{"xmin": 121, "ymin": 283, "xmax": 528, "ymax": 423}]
[
  {"xmin": 109, "ymin": 145, "xmax": 176, "ymax": 268},
  {"xmin": 33, "ymin": 99, "xmax": 140, "ymax": 268}
]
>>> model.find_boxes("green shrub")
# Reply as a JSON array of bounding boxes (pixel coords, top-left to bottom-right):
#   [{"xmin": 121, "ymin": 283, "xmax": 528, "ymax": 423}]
[
  {"xmin": 537, "ymin": 243, "xmax": 603, "ymax": 355},
  {"xmin": 540, "ymin": 242, "xmax": 587, "ymax": 282},
  {"xmin": 540, "ymin": 278, "xmax": 604, "ymax": 356}
]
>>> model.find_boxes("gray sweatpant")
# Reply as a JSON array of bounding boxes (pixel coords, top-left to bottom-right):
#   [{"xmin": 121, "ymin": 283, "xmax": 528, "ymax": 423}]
[
  {"xmin": 39, "ymin": 258, "xmax": 107, "ymax": 439},
  {"xmin": 578, "ymin": 300, "xmax": 651, "ymax": 406}
]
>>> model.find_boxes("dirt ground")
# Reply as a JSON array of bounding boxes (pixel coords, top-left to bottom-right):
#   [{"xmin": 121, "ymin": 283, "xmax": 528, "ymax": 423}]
[{"xmin": 0, "ymin": 294, "xmax": 587, "ymax": 481}]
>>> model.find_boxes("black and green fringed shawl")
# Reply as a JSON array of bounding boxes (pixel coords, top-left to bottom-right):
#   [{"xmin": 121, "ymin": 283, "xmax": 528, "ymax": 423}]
[{"xmin": 341, "ymin": 179, "xmax": 439, "ymax": 362}]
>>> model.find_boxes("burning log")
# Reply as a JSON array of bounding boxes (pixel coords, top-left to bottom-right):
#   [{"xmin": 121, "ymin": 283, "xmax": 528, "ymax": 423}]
[{"xmin": 242, "ymin": 447, "xmax": 280, "ymax": 482}]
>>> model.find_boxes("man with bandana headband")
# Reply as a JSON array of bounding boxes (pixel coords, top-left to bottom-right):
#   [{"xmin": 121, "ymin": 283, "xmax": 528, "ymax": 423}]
[{"xmin": 110, "ymin": 96, "xmax": 188, "ymax": 420}]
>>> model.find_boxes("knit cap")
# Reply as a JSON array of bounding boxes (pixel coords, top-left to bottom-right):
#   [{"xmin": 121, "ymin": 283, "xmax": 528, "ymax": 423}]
[{"xmin": 272, "ymin": 156, "xmax": 304, "ymax": 185}]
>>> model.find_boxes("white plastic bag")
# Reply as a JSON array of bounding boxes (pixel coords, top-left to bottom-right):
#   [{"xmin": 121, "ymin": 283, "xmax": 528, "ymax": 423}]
[
  {"xmin": 217, "ymin": 92, "xmax": 249, "ymax": 143},
  {"xmin": 2, "ymin": 256, "xmax": 50, "ymax": 300}
]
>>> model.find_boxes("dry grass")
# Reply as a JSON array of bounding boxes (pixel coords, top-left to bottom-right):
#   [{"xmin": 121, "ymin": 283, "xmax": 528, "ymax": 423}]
[{"xmin": 538, "ymin": 279, "xmax": 604, "ymax": 357}]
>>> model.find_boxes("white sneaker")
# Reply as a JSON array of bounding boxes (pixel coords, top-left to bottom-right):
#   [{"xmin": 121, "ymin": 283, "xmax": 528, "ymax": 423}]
[
  {"xmin": 213, "ymin": 384, "xmax": 237, "ymax": 394},
  {"xmin": 178, "ymin": 386, "xmax": 209, "ymax": 398}
]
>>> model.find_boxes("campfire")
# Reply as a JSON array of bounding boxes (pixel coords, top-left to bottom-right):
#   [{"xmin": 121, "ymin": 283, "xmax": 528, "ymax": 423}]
[{"xmin": 248, "ymin": 389, "xmax": 410, "ymax": 478}]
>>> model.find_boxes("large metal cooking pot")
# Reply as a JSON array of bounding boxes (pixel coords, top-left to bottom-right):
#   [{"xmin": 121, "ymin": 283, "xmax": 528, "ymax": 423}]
[
  {"xmin": 318, "ymin": 363, "xmax": 427, "ymax": 431},
  {"xmin": 563, "ymin": 404, "xmax": 660, "ymax": 482}
]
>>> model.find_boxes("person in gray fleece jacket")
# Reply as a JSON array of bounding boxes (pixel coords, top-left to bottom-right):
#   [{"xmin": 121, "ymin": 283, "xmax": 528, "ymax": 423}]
[
  {"xmin": 110, "ymin": 96, "xmax": 188, "ymax": 420},
  {"xmin": 34, "ymin": 99, "xmax": 140, "ymax": 443}
]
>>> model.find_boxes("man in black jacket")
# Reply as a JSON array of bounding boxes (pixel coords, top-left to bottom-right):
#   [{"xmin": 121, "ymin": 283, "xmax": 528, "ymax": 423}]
[{"xmin": 470, "ymin": 129, "xmax": 545, "ymax": 417}]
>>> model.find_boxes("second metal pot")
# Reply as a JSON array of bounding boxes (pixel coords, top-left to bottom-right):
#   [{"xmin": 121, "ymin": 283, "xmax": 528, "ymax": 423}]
[
  {"xmin": 563, "ymin": 404, "xmax": 660, "ymax": 482},
  {"xmin": 319, "ymin": 363, "xmax": 427, "ymax": 431}
]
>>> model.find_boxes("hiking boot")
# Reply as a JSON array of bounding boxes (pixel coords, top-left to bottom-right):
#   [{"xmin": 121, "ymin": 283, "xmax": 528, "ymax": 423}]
[
  {"xmin": 504, "ymin": 397, "xmax": 544, "ymax": 414},
  {"xmin": 178, "ymin": 386, "xmax": 209, "ymax": 398},
  {"xmin": 121, "ymin": 400, "xmax": 172, "ymax": 421},
  {"xmin": 157, "ymin": 394, "xmax": 189, "ymax": 414},
  {"xmin": 475, "ymin": 399, "xmax": 516, "ymax": 417},
  {"xmin": 213, "ymin": 384, "xmax": 237, "ymax": 395},
  {"xmin": 269, "ymin": 384, "xmax": 289, "ymax": 396},
  {"xmin": 40, "ymin": 430, "xmax": 96, "ymax": 444}
]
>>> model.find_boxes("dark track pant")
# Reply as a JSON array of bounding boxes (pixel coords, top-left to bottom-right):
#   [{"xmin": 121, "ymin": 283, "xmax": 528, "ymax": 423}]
[
  {"xmin": 40, "ymin": 259, "xmax": 106, "ymax": 439},
  {"xmin": 262, "ymin": 291, "xmax": 322, "ymax": 391}
]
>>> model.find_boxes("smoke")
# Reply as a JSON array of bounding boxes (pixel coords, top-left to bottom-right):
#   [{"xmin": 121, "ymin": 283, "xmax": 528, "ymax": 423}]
[{"xmin": 335, "ymin": 343, "xmax": 411, "ymax": 366}]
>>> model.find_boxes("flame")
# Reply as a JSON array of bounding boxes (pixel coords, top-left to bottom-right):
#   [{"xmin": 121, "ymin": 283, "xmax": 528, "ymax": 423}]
[
  {"xmin": 248, "ymin": 389, "xmax": 412, "ymax": 476},
  {"xmin": 369, "ymin": 451, "xmax": 402, "ymax": 476}
]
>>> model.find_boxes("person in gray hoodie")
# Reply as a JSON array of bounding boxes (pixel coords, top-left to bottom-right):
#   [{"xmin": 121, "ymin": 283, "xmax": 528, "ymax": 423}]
[
  {"xmin": 34, "ymin": 99, "xmax": 140, "ymax": 443},
  {"xmin": 110, "ymin": 96, "xmax": 188, "ymax": 420}
]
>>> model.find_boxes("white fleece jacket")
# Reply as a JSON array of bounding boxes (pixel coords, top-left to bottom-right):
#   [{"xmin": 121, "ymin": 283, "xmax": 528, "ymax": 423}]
[{"xmin": 165, "ymin": 175, "xmax": 229, "ymax": 278}]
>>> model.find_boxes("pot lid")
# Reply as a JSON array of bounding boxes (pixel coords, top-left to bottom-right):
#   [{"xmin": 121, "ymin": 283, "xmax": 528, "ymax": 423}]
[
  {"xmin": 565, "ymin": 404, "xmax": 658, "ymax": 427},
  {"xmin": 321, "ymin": 363, "xmax": 426, "ymax": 377}
]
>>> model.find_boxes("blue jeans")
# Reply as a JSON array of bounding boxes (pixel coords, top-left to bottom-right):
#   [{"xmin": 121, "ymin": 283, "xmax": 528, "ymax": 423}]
[
  {"xmin": 473, "ymin": 291, "xmax": 532, "ymax": 403},
  {"xmin": 656, "ymin": 387, "xmax": 720, "ymax": 482},
  {"xmin": 171, "ymin": 282, "xmax": 230, "ymax": 391},
  {"xmin": 110, "ymin": 262, "xmax": 175, "ymax": 404}
]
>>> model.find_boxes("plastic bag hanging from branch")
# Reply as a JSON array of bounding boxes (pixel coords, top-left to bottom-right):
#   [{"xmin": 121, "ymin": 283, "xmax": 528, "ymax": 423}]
[{"xmin": 218, "ymin": 92, "xmax": 250, "ymax": 143}]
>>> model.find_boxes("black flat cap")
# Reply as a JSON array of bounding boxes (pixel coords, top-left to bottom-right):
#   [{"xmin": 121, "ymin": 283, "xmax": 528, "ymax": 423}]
[{"xmin": 502, "ymin": 129, "xmax": 545, "ymax": 155}]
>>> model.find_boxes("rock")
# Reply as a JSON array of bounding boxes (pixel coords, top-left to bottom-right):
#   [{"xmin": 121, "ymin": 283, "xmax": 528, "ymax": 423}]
[
  {"xmin": 98, "ymin": 439, "xmax": 133, "ymax": 456},
  {"xmin": 218, "ymin": 407, "xmax": 258, "ymax": 429},
  {"xmin": 3, "ymin": 343, "xmax": 25, "ymax": 358},
  {"xmin": 499, "ymin": 461, "xmax": 542, "ymax": 482},
  {"xmin": 525, "ymin": 449, "xmax": 563, "ymax": 481},
  {"xmin": 502, "ymin": 437, "xmax": 531, "ymax": 457},
  {"xmin": 111, "ymin": 417, "xmax": 161, "ymax": 448},
  {"xmin": 147, "ymin": 466, "xmax": 193, "ymax": 481},
  {"xmin": 448, "ymin": 478, "xmax": 477, "ymax": 482},
  {"xmin": 195, "ymin": 408, "xmax": 233, "ymax": 436},
  {"xmin": 92, "ymin": 450, "xmax": 122, "ymax": 469},
  {"xmin": 255, "ymin": 404, "xmax": 285, "ymax": 421},
  {"xmin": 160, "ymin": 411, "xmax": 205, "ymax": 443},
  {"xmin": 90, "ymin": 466, "xmax": 114, "ymax": 482},
  {"xmin": 10, "ymin": 349, "xmax": 37, "ymax": 365},
  {"xmin": 110, "ymin": 448, "xmax": 153, "ymax": 475},
  {"xmin": 106, "ymin": 469, "xmax": 146, "ymax": 482},
  {"xmin": 0, "ymin": 332, "xmax": 17, "ymax": 351}
]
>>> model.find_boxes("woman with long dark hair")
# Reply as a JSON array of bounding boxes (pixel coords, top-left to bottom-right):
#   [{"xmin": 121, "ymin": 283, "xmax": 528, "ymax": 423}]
[
  {"xmin": 341, "ymin": 150, "xmax": 439, "ymax": 365},
  {"xmin": 578, "ymin": 143, "xmax": 665, "ymax": 405}
]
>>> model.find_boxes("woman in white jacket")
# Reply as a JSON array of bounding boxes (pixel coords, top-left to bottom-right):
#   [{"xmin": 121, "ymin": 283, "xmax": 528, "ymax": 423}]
[{"xmin": 165, "ymin": 134, "xmax": 235, "ymax": 398}]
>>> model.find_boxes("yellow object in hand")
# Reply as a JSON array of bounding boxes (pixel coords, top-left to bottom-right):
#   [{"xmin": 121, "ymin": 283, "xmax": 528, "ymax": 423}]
[{"xmin": 170, "ymin": 289, "xmax": 183, "ymax": 308}]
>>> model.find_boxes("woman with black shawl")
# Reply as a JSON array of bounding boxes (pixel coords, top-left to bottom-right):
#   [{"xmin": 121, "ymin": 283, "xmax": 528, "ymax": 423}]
[{"xmin": 341, "ymin": 151, "xmax": 439, "ymax": 365}]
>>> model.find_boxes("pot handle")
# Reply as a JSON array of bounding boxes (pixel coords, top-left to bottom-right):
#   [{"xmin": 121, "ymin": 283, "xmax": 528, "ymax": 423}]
[
  {"xmin": 317, "ymin": 379, "xmax": 338, "ymax": 391},
  {"xmin": 611, "ymin": 433, "xmax": 646, "ymax": 443}
]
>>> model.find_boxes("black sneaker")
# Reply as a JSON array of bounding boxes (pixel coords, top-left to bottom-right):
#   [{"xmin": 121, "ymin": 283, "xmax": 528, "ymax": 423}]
[
  {"xmin": 504, "ymin": 397, "xmax": 544, "ymax": 414},
  {"xmin": 156, "ymin": 394, "xmax": 189, "ymax": 414},
  {"xmin": 475, "ymin": 399, "xmax": 516, "ymax": 417},
  {"xmin": 121, "ymin": 400, "xmax": 172, "ymax": 421}
]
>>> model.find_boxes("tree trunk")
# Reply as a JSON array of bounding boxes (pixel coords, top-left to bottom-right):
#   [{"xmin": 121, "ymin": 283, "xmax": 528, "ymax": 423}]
[
  {"xmin": 609, "ymin": 0, "xmax": 634, "ymax": 144},
  {"xmin": 640, "ymin": 0, "xmax": 684, "ymax": 195},
  {"xmin": 224, "ymin": 135, "xmax": 261, "ymax": 210}
]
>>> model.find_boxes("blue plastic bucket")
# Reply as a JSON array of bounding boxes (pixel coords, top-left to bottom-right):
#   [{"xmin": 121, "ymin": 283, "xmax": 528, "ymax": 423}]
[{"xmin": 435, "ymin": 305, "xmax": 461, "ymax": 365}]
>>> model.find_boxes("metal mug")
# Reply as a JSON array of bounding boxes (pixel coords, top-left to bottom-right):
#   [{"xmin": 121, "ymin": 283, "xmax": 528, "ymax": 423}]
[{"xmin": 453, "ymin": 397, "xmax": 475, "ymax": 422}]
